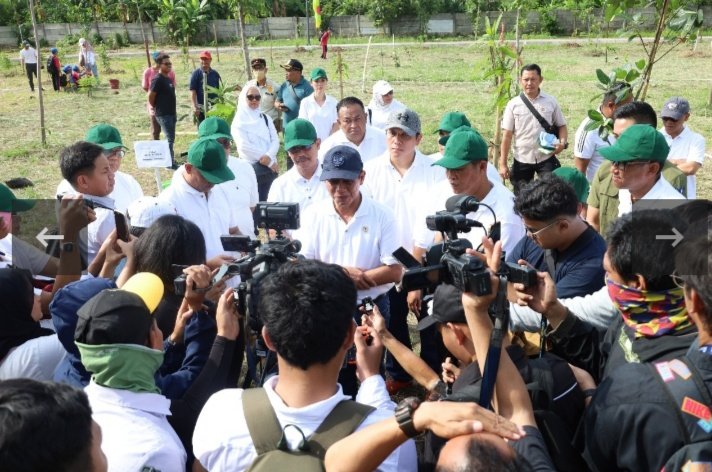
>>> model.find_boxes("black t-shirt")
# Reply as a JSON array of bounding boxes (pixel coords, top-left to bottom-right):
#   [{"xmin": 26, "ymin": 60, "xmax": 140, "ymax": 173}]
[{"xmin": 151, "ymin": 73, "xmax": 176, "ymax": 116}]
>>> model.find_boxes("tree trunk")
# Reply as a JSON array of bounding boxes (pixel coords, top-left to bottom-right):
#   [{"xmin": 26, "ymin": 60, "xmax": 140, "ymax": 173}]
[
  {"xmin": 638, "ymin": 0, "xmax": 671, "ymax": 101},
  {"xmin": 28, "ymin": 0, "xmax": 46, "ymax": 145},
  {"xmin": 237, "ymin": 2, "xmax": 252, "ymax": 80}
]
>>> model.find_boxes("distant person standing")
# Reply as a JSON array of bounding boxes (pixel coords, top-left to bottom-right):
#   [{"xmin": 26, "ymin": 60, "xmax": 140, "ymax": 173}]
[
  {"xmin": 320, "ymin": 28, "xmax": 331, "ymax": 59},
  {"xmin": 190, "ymin": 50, "xmax": 222, "ymax": 126},
  {"xmin": 47, "ymin": 48, "xmax": 61, "ymax": 92},
  {"xmin": 275, "ymin": 59, "xmax": 313, "ymax": 129},
  {"xmin": 78, "ymin": 38, "xmax": 98, "ymax": 80},
  {"xmin": 244, "ymin": 58, "xmax": 281, "ymax": 130},
  {"xmin": 148, "ymin": 53, "xmax": 177, "ymax": 166},
  {"xmin": 19, "ymin": 41, "xmax": 37, "ymax": 92},
  {"xmin": 142, "ymin": 51, "xmax": 176, "ymax": 140},
  {"xmin": 298, "ymin": 68, "xmax": 338, "ymax": 141}
]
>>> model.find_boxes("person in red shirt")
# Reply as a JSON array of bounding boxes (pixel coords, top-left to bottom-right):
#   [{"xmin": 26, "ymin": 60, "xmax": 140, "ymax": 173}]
[{"xmin": 320, "ymin": 28, "xmax": 331, "ymax": 59}]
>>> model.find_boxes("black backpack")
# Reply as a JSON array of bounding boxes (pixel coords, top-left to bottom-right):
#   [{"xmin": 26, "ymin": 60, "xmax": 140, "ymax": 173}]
[
  {"xmin": 648, "ymin": 357, "xmax": 712, "ymax": 471},
  {"xmin": 242, "ymin": 388, "xmax": 374, "ymax": 471},
  {"xmin": 46, "ymin": 55, "xmax": 56, "ymax": 73}
]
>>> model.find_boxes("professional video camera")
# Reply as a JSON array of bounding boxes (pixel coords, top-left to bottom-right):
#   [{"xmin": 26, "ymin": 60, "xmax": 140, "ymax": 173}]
[{"xmin": 395, "ymin": 194, "xmax": 536, "ymax": 295}]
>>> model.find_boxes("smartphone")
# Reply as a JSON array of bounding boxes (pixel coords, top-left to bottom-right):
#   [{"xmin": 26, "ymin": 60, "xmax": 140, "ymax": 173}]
[
  {"xmin": 114, "ymin": 211, "xmax": 130, "ymax": 242},
  {"xmin": 392, "ymin": 247, "xmax": 422, "ymax": 269}
]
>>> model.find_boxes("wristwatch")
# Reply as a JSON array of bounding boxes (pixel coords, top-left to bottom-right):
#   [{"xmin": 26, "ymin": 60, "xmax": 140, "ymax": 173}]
[
  {"xmin": 61, "ymin": 241, "xmax": 74, "ymax": 253},
  {"xmin": 395, "ymin": 396, "xmax": 422, "ymax": 438},
  {"xmin": 562, "ymin": 141, "xmax": 569, "ymax": 149}
]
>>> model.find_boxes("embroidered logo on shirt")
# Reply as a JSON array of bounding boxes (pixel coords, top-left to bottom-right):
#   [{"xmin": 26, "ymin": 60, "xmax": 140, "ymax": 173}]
[{"xmin": 362, "ymin": 226, "xmax": 369, "ymax": 233}]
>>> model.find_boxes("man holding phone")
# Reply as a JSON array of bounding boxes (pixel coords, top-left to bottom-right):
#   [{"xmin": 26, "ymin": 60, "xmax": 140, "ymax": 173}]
[{"xmin": 274, "ymin": 59, "xmax": 313, "ymax": 135}]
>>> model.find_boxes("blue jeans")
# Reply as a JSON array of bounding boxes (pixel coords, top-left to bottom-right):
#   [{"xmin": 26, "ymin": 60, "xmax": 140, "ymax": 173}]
[
  {"xmin": 88, "ymin": 63, "xmax": 99, "ymax": 80},
  {"xmin": 155, "ymin": 114, "xmax": 176, "ymax": 165}
]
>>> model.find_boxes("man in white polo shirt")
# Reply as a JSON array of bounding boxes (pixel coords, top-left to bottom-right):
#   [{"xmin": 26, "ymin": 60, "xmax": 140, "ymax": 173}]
[
  {"xmin": 57, "ymin": 124, "xmax": 144, "ymax": 213},
  {"xmin": 318, "ymin": 97, "xmax": 386, "ymax": 164},
  {"xmin": 414, "ymin": 126, "xmax": 525, "ymax": 260},
  {"xmin": 297, "ymin": 145, "xmax": 401, "ymax": 396},
  {"xmin": 600, "ymin": 124, "xmax": 686, "ymax": 215},
  {"xmin": 659, "ymin": 97, "xmax": 706, "ymax": 199},
  {"xmin": 267, "ymin": 118, "xmax": 329, "ymax": 214},
  {"xmin": 198, "ymin": 117, "xmax": 258, "ymax": 237},
  {"xmin": 159, "ymin": 138, "xmax": 238, "ymax": 268},
  {"xmin": 362, "ymin": 108, "xmax": 446, "ymax": 394}
]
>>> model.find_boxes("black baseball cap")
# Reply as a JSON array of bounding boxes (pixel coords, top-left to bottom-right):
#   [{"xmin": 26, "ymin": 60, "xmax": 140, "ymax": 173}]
[
  {"xmin": 320, "ymin": 145, "xmax": 363, "ymax": 181},
  {"xmin": 417, "ymin": 284, "xmax": 467, "ymax": 330}
]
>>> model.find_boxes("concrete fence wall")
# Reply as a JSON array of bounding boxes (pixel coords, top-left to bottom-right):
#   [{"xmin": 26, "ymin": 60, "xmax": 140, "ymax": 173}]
[{"xmin": 1, "ymin": 7, "xmax": 710, "ymax": 47}]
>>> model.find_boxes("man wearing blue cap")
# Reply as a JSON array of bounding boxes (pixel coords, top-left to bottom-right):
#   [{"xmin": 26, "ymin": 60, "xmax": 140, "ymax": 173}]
[
  {"xmin": 297, "ymin": 145, "xmax": 402, "ymax": 396},
  {"xmin": 47, "ymin": 47, "xmax": 61, "ymax": 92}
]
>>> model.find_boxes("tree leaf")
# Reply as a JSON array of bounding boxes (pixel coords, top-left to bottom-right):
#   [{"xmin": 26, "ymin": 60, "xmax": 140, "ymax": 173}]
[
  {"xmin": 635, "ymin": 59, "xmax": 646, "ymax": 70},
  {"xmin": 587, "ymin": 109, "xmax": 604, "ymax": 121},
  {"xmin": 596, "ymin": 69, "xmax": 610, "ymax": 85}
]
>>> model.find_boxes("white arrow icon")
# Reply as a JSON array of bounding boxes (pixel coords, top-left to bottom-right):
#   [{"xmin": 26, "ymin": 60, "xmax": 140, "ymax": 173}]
[
  {"xmin": 36, "ymin": 227, "xmax": 64, "ymax": 248},
  {"xmin": 655, "ymin": 227, "xmax": 683, "ymax": 247}
]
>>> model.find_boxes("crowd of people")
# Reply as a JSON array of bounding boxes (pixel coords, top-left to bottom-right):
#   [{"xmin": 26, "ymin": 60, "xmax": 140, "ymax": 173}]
[
  {"xmin": 0, "ymin": 55, "xmax": 710, "ymax": 472},
  {"xmin": 19, "ymin": 38, "xmax": 100, "ymax": 94}
]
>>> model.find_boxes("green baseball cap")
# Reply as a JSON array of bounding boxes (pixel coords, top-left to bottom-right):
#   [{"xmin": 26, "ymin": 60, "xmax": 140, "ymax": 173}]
[
  {"xmin": 198, "ymin": 116, "xmax": 232, "ymax": 141},
  {"xmin": 433, "ymin": 128, "xmax": 489, "ymax": 170},
  {"xmin": 600, "ymin": 124, "xmax": 669, "ymax": 164},
  {"xmin": 553, "ymin": 167, "xmax": 589, "ymax": 204},
  {"xmin": 0, "ymin": 184, "xmax": 34, "ymax": 213},
  {"xmin": 436, "ymin": 112, "xmax": 471, "ymax": 134},
  {"xmin": 187, "ymin": 138, "xmax": 235, "ymax": 184},
  {"xmin": 284, "ymin": 119, "xmax": 317, "ymax": 150},
  {"xmin": 310, "ymin": 67, "xmax": 328, "ymax": 81},
  {"xmin": 85, "ymin": 124, "xmax": 127, "ymax": 151}
]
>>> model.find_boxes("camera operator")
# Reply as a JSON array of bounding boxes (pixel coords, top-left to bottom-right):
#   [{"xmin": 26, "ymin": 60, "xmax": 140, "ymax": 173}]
[{"xmin": 192, "ymin": 260, "xmax": 417, "ymax": 471}]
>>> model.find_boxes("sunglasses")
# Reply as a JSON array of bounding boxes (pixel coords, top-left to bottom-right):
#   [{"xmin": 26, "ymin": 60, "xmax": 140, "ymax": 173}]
[
  {"xmin": 611, "ymin": 160, "xmax": 652, "ymax": 171},
  {"xmin": 247, "ymin": 94, "xmax": 261, "ymax": 101}
]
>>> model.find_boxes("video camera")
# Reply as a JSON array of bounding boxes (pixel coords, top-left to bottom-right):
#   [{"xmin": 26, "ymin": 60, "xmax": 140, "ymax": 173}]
[{"xmin": 395, "ymin": 194, "xmax": 536, "ymax": 295}]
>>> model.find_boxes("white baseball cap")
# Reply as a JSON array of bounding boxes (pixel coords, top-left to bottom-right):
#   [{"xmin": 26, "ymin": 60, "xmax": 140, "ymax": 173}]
[{"xmin": 126, "ymin": 197, "xmax": 177, "ymax": 230}]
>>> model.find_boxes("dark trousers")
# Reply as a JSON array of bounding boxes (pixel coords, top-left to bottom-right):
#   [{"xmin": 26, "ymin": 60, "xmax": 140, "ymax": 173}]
[
  {"xmin": 510, "ymin": 155, "xmax": 561, "ymax": 194},
  {"xmin": 25, "ymin": 63, "xmax": 37, "ymax": 91},
  {"xmin": 252, "ymin": 163, "xmax": 278, "ymax": 202},
  {"xmin": 385, "ymin": 289, "xmax": 444, "ymax": 382},
  {"xmin": 155, "ymin": 114, "xmax": 176, "ymax": 166},
  {"xmin": 50, "ymin": 71, "xmax": 61, "ymax": 91},
  {"xmin": 195, "ymin": 111, "xmax": 206, "ymax": 127},
  {"xmin": 321, "ymin": 45, "xmax": 328, "ymax": 59},
  {"xmin": 339, "ymin": 294, "xmax": 390, "ymax": 398}
]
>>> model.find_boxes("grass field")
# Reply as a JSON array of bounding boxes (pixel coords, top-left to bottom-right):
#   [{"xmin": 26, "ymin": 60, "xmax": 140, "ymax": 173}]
[{"xmin": 1, "ymin": 38, "xmax": 711, "ymax": 201}]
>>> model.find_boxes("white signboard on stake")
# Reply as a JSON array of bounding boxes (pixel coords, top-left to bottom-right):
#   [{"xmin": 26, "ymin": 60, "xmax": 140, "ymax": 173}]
[{"xmin": 134, "ymin": 140, "xmax": 172, "ymax": 169}]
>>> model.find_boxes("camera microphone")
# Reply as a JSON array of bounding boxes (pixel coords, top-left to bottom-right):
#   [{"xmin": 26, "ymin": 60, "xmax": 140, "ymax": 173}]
[{"xmin": 445, "ymin": 194, "xmax": 479, "ymax": 213}]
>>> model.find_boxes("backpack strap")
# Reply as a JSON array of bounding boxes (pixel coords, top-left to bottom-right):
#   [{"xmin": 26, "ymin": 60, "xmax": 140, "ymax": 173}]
[
  {"xmin": 261, "ymin": 113, "xmax": 269, "ymax": 129},
  {"xmin": 306, "ymin": 400, "xmax": 375, "ymax": 460},
  {"xmin": 519, "ymin": 92, "xmax": 556, "ymax": 135},
  {"xmin": 648, "ymin": 357, "xmax": 712, "ymax": 445},
  {"xmin": 242, "ymin": 388, "xmax": 284, "ymax": 455}
]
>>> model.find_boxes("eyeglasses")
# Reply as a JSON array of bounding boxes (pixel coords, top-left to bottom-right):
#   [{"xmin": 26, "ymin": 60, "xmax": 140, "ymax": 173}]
[
  {"xmin": 671, "ymin": 271, "xmax": 687, "ymax": 290},
  {"xmin": 105, "ymin": 149, "xmax": 126, "ymax": 159},
  {"xmin": 287, "ymin": 144, "xmax": 313, "ymax": 154},
  {"xmin": 611, "ymin": 160, "xmax": 652, "ymax": 172},
  {"xmin": 246, "ymin": 94, "xmax": 261, "ymax": 101},
  {"xmin": 525, "ymin": 219, "xmax": 564, "ymax": 239}
]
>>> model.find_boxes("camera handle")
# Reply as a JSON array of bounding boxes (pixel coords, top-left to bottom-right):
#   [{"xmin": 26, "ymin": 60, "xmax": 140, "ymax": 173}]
[{"xmin": 478, "ymin": 275, "xmax": 510, "ymax": 409}]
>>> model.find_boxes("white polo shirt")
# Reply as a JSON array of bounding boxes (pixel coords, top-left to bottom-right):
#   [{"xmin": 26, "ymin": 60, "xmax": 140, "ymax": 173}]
[
  {"xmin": 162, "ymin": 168, "xmax": 236, "ymax": 259},
  {"xmin": 267, "ymin": 165, "xmax": 329, "ymax": 213},
  {"xmin": 362, "ymin": 150, "xmax": 446, "ymax": 252},
  {"xmin": 222, "ymin": 155, "xmax": 259, "ymax": 235},
  {"xmin": 298, "ymin": 94, "xmax": 338, "ymax": 141},
  {"xmin": 414, "ymin": 179, "xmax": 525, "ymax": 257},
  {"xmin": 618, "ymin": 175, "xmax": 687, "ymax": 216},
  {"xmin": 318, "ymin": 126, "xmax": 387, "ymax": 165},
  {"xmin": 660, "ymin": 126, "xmax": 706, "ymax": 199},
  {"xmin": 19, "ymin": 47, "xmax": 37, "ymax": 64},
  {"xmin": 574, "ymin": 113, "xmax": 615, "ymax": 182},
  {"xmin": 0, "ymin": 335, "xmax": 65, "ymax": 381},
  {"xmin": 193, "ymin": 375, "xmax": 416, "ymax": 472},
  {"xmin": 57, "ymin": 171, "xmax": 144, "ymax": 213},
  {"xmin": 297, "ymin": 194, "xmax": 401, "ymax": 301},
  {"xmin": 85, "ymin": 382, "xmax": 186, "ymax": 472}
]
